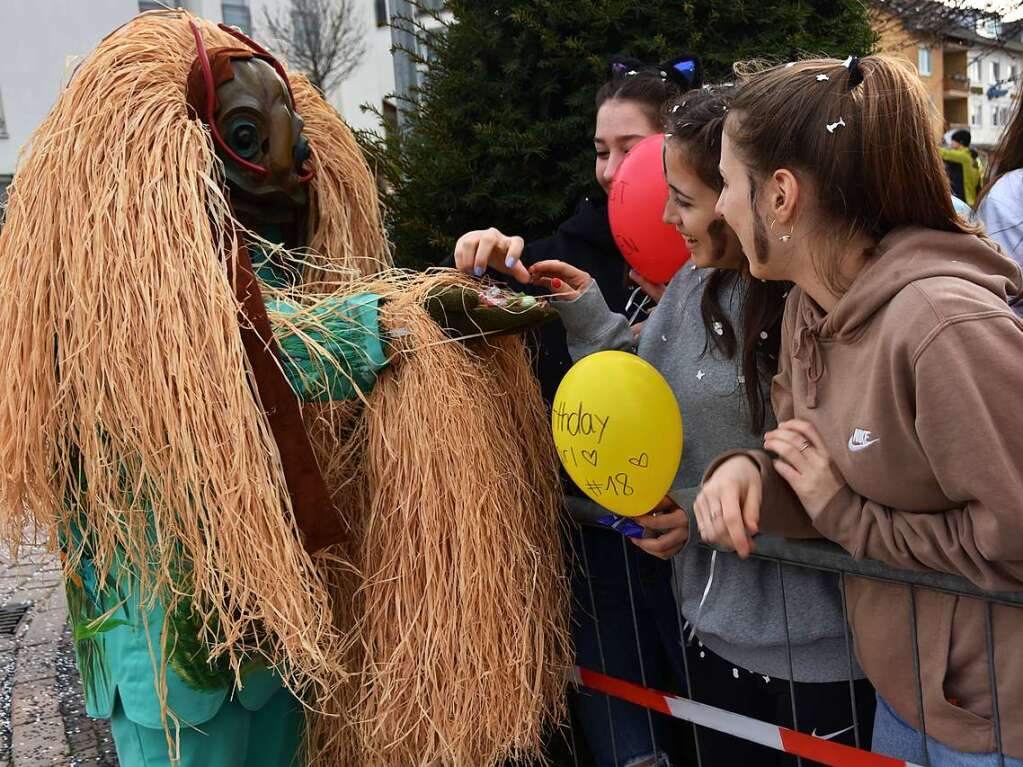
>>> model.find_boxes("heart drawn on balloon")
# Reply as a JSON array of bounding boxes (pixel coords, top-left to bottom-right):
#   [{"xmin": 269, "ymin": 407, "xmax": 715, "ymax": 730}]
[
  {"xmin": 581, "ymin": 450, "xmax": 599, "ymax": 467},
  {"xmin": 628, "ymin": 453, "xmax": 650, "ymax": 469}
]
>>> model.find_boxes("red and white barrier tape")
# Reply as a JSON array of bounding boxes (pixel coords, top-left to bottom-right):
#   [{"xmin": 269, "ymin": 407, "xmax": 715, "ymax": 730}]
[{"xmin": 574, "ymin": 666, "xmax": 922, "ymax": 767}]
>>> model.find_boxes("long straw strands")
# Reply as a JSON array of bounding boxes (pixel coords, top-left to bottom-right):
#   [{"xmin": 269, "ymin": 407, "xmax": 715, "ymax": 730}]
[
  {"xmin": 293, "ymin": 74, "xmax": 392, "ymax": 285},
  {"xmin": 0, "ymin": 7, "xmax": 569, "ymax": 763},
  {"xmin": 0, "ymin": 11, "xmax": 379, "ymax": 709},
  {"xmin": 295, "ymin": 271, "xmax": 571, "ymax": 766}
]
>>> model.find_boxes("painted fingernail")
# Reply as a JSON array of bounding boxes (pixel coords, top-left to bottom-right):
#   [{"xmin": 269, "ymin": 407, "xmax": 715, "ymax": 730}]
[
  {"xmin": 551, "ymin": 278, "xmax": 562, "ymax": 289},
  {"xmin": 505, "ymin": 255, "xmax": 517, "ymax": 268},
  {"xmin": 473, "ymin": 266, "xmax": 484, "ymax": 277}
]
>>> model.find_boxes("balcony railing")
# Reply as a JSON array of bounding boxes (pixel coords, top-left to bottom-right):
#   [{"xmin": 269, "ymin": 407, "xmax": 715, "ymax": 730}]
[{"xmin": 944, "ymin": 74, "xmax": 971, "ymax": 94}]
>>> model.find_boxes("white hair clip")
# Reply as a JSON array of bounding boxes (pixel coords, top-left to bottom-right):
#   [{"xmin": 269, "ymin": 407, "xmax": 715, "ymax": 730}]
[
  {"xmin": 816, "ymin": 74, "xmax": 830, "ymax": 82},
  {"xmin": 826, "ymin": 117, "xmax": 847, "ymax": 134},
  {"xmin": 842, "ymin": 56, "xmax": 854, "ymax": 68},
  {"xmin": 627, "ymin": 70, "xmax": 638, "ymax": 76},
  {"xmin": 664, "ymin": 132, "xmax": 673, "ymax": 138},
  {"xmin": 785, "ymin": 62, "xmax": 795, "ymax": 68}
]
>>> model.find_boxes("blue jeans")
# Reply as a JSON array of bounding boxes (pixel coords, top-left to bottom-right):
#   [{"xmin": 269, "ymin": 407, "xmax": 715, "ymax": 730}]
[
  {"xmin": 570, "ymin": 524, "xmax": 686, "ymax": 767},
  {"xmin": 873, "ymin": 694, "xmax": 1023, "ymax": 767}
]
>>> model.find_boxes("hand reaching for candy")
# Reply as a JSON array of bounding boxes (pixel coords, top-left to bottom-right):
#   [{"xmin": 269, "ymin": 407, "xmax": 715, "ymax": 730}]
[{"xmin": 527, "ymin": 260, "xmax": 594, "ymax": 301}]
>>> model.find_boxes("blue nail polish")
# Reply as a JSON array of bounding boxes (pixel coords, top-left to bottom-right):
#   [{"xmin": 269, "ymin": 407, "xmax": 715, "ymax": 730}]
[
  {"xmin": 505, "ymin": 255, "xmax": 517, "ymax": 269},
  {"xmin": 473, "ymin": 266, "xmax": 484, "ymax": 277}
]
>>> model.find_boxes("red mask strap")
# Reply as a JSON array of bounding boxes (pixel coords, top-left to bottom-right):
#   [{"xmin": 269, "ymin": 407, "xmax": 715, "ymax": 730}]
[{"xmin": 189, "ymin": 20, "xmax": 268, "ymax": 176}]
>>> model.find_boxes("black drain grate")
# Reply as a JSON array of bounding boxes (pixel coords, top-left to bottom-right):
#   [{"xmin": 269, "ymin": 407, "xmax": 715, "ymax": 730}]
[{"xmin": 0, "ymin": 603, "xmax": 31, "ymax": 635}]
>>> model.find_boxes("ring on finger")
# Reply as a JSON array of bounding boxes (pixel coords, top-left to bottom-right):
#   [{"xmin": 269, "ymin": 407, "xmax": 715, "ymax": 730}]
[{"xmin": 797, "ymin": 440, "xmax": 811, "ymax": 453}]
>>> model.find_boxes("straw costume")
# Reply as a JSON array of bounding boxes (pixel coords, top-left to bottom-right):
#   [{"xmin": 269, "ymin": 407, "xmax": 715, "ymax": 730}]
[{"xmin": 0, "ymin": 11, "xmax": 570, "ymax": 767}]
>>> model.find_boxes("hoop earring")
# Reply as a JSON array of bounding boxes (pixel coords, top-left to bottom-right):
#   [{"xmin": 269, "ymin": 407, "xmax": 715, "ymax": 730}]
[{"xmin": 770, "ymin": 218, "xmax": 794, "ymax": 243}]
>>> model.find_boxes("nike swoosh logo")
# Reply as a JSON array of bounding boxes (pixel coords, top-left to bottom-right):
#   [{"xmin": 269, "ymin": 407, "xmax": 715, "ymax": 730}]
[
  {"xmin": 811, "ymin": 724, "xmax": 856, "ymax": 740},
  {"xmin": 847, "ymin": 436, "xmax": 880, "ymax": 452}
]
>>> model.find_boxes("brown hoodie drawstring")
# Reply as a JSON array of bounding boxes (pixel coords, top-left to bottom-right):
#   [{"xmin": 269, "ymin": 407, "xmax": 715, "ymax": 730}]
[{"xmin": 792, "ymin": 301, "xmax": 826, "ymax": 408}]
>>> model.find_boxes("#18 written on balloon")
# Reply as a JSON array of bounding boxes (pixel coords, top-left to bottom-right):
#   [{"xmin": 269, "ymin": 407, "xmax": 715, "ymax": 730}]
[{"xmin": 552, "ymin": 351, "xmax": 684, "ymax": 518}]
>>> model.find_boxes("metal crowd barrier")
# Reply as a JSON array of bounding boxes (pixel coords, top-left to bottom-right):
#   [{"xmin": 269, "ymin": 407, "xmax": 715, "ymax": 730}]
[{"xmin": 561, "ymin": 497, "xmax": 1023, "ymax": 767}]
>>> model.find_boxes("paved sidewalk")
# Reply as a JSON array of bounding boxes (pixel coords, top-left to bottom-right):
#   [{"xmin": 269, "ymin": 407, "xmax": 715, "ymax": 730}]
[{"xmin": 0, "ymin": 542, "xmax": 118, "ymax": 766}]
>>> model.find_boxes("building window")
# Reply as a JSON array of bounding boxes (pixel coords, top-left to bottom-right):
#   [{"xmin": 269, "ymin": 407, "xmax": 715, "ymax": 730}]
[
  {"xmin": 971, "ymin": 103, "xmax": 983, "ymax": 127},
  {"xmin": 969, "ymin": 59, "xmax": 981, "ymax": 83},
  {"xmin": 979, "ymin": 20, "xmax": 1003, "ymax": 39},
  {"xmin": 375, "ymin": 0, "xmax": 388, "ymax": 26},
  {"xmin": 419, "ymin": 28, "xmax": 443, "ymax": 63},
  {"xmin": 993, "ymin": 106, "xmax": 1009, "ymax": 127},
  {"xmin": 0, "ymin": 88, "xmax": 7, "ymax": 139},
  {"xmin": 221, "ymin": 1, "xmax": 251, "ymax": 34},
  {"xmin": 382, "ymin": 99, "xmax": 398, "ymax": 137},
  {"xmin": 918, "ymin": 47, "xmax": 932, "ymax": 77},
  {"xmin": 991, "ymin": 61, "xmax": 1001, "ymax": 84},
  {"xmin": 138, "ymin": 0, "xmax": 165, "ymax": 11},
  {"xmin": 1012, "ymin": 64, "xmax": 1020, "ymax": 83}
]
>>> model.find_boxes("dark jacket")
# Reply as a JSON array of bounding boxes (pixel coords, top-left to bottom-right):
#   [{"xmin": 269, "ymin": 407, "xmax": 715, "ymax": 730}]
[{"xmin": 518, "ymin": 198, "xmax": 636, "ymax": 402}]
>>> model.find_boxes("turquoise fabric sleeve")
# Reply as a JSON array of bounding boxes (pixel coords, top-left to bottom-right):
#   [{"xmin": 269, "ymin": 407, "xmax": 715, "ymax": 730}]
[{"xmin": 265, "ymin": 293, "xmax": 389, "ymax": 402}]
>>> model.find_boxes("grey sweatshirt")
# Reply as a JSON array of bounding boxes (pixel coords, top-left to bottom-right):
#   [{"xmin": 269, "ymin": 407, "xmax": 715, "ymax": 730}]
[
  {"xmin": 978, "ymin": 168, "xmax": 1023, "ymax": 269},
  {"xmin": 556, "ymin": 265, "xmax": 861, "ymax": 682}
]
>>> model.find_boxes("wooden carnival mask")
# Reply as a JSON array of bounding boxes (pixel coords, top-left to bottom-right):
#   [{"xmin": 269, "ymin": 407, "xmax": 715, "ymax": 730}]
[{"xmin": 186, "ymin": 23, "xmax": 312, "ymax": 226}]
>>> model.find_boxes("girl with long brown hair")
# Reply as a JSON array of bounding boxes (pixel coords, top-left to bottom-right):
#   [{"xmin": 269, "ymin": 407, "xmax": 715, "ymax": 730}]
[{"xmin": 697, "ymin": 55, "xmax": 1023, "ymax": 765}]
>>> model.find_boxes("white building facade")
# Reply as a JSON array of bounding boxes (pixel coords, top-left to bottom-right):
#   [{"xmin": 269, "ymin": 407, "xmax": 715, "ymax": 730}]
[
  {"xmin": 967, "ymin": 42, "xmax": 1022, "ymax": 149},
  {"xmin": 0, "ymin": 0, "xmax": 402, "ymax": 197}
]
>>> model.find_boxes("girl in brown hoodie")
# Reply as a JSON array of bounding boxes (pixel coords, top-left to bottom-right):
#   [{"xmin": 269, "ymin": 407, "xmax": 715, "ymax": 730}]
[{"xmin": 696, "ymin": 55, "xmax": 1023, "ymax": 765}]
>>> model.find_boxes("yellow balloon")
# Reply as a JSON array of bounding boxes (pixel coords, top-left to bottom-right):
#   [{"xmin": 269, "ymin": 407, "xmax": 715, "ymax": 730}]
[{"xmin": 552, "ymin": 351, "xmax": 683, "ymax": 517}]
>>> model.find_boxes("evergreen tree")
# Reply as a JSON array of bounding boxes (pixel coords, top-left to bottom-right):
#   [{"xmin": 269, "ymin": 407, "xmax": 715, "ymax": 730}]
[{"xmin": 374, "ymin": 0, "xmax": 877, "ymax": 267}]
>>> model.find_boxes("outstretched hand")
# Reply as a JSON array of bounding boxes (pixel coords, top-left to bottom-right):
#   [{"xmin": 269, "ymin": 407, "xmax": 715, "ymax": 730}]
[
  {"xmin": 527, "ymin": 260, "xmax": 594, "ymax": 301},
  {"xmin": 453, "ymin": 228, "xmax": 531, "ymax": 284}
]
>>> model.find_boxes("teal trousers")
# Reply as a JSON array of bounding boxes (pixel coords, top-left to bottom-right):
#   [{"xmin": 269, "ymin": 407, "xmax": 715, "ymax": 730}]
[{"xmin": 109, "ymin": 687, "xmax": 303, "ymax": 767}]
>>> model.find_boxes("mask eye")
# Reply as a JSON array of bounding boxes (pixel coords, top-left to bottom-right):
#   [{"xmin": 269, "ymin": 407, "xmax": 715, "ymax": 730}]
[{"xmin": 227, "ymin": 118, "xmax": 261, "ymax": 160}]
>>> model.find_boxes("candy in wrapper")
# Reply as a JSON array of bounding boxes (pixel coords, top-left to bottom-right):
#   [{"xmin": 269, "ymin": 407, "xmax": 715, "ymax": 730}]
[
  {"xmin": 479, "ymin": 286, "xmax": 510, "ymax": 307},
  {"xmin": 596, "ymin": 513, "xmax": 645, "ymax": 538}
]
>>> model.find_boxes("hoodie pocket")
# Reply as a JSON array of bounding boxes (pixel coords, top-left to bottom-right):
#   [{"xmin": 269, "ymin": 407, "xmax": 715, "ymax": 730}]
[{"xmin": 934, "ymin": 596, "xmax": 995, "ymax": 746}]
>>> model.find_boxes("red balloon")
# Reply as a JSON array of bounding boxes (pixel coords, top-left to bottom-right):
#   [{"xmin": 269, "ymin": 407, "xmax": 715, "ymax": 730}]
[{"xmin": 608, "ymin": 133, "xmax": 691, "ymax": 284}]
